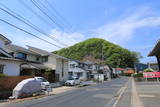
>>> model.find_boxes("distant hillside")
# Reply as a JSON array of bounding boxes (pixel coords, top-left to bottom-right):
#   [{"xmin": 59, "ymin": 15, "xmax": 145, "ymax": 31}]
[{"xmin": 54, "ymin": 38, "xmax": 139, "ymax": 68}]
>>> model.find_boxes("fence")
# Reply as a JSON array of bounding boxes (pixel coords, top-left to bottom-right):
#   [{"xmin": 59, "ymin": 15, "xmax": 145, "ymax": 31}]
[{"xmin": 0, "ymin": 76, "xmax": 33, "ymax": 90}]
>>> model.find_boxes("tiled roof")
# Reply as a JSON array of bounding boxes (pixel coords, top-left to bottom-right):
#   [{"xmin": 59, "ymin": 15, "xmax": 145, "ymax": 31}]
[
  {"xmin": 6, "ymin": 44, "xmax": 40, "ymax": 55},
  {"xmin": 27, "ymin": 45, "xmax": 69, "ymax": 60}
]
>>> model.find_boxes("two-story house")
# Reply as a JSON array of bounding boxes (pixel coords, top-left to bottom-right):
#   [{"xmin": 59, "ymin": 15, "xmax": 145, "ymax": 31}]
[
  {"xmin": 27, "ymin": 46, "xmax": 69, "ymax": 81},
  {"xmin": 5, "ymin": 44, "xmax": 48, "ymax": 76},
  {"xmin": 0, "ymin": 34, "xmax": 26, "ymax": 76},
  {"xmin": 68, "ymin": 60, "xmax": 89, "ymax": 81}
]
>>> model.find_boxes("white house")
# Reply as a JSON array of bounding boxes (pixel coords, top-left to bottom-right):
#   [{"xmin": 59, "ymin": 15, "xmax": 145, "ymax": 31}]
[
  {"xmin": 27, "ymin": 46, "xmax": 69, "ymax": 81},
  {"xmin": 5, "ymin": 44, "xmax": 48, "ymax": 76},
  {"xmin": 0, "ymin": 34, "xmax": 25, "ymax": 76},
  {"xmin": 68, "ymin": 60, "xmax": 88, "ymax": 81}
]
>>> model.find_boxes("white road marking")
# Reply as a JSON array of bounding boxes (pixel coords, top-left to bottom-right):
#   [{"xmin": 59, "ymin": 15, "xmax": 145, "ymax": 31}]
[
  {"xmin": 112, "ymin": 80, "xmax": 128, "ymax": 107},
  {"xmin": 139, "ymin": 95, "xmax": 156, "ymax": 98}
]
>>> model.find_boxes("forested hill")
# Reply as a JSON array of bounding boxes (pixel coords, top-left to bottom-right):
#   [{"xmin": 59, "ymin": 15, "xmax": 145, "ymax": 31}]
[{"xmin": 53, "ymin": 38, "xmax": 139, "ymax": 68}]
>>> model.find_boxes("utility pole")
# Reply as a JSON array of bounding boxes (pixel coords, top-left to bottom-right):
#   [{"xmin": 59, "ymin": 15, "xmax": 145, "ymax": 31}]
[{"xmin": 101, "ymin": 44, "xmax": 106, "ymax": 81}]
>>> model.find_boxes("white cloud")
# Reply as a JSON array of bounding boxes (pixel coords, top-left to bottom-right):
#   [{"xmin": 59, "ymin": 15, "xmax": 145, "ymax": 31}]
[
  {"xmin": 9, "ymin": 29, "xmax": 85, "ymax": 52},
  {"xmin": 95, "ymin": 6, "xmax": 160, "ymax": 45}
]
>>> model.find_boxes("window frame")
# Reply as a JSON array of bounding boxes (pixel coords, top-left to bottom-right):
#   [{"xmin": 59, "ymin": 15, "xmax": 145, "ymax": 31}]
[{"xmin": 0, "ymin": 64, "xmax": 4, "ymax": 74}]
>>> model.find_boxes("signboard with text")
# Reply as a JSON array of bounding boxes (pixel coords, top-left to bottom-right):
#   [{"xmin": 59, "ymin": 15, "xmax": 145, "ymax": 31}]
[{"xmin": 143, "ymin": 72, "xmax": 160, "ymax": 78}]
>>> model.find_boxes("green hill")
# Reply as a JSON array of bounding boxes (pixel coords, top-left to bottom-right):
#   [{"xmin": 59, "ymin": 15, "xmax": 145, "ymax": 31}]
[{"xmin": 54, "ymin": 38, "xmax": 140, "ymax": 68}]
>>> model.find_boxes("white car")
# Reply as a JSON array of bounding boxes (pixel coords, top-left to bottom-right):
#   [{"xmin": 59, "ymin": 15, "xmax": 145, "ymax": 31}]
[
  {"xmin": 35, "ymin": 77, "xmax": 51, "ymax": 90},
  {"xmin": 65, "ymin": 77, "xmax": 81, "ymax": 86}
]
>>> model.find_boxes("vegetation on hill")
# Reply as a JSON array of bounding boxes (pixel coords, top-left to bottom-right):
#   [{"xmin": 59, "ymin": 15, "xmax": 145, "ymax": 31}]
[{"xmin": 54, "ymin": 38, "xmax": 141, "ymax": 68}]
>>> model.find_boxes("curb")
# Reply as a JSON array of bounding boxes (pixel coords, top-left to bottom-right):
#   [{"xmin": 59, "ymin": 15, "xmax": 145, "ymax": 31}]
[{"xmin": 131, "ymin": 77, "xmax": 143, "ymax": 107}]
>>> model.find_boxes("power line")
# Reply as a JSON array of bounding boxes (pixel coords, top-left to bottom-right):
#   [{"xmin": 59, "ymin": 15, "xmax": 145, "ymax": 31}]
[
  {"xmin": 37, "ymin": 0, "xmax": 67, "ymax": 30},
  {"xmin": 18, "ymin": 0, "xmax": 77, "ymax": 44},
  {"xmin": 0, "ymin": 4, "xmax": 68, "ymax": 47},
  {"xmin": 17, "ymin": 0, "xmax": 55, "ymax": 28},
  {"xmin": 31, "ymin": 0, "xmax": 64, "ymax": 31},
  {"xmin": 43, "ymin": 0, "xmax": 79, "ymax": 43},
  {"xmin": 45, "ymin": 0, "xmax": 72, "ymax": 29},
  {"xmin": 0, "ymin": 18, "xmax": 62, "ymax": 48},
  {"xmin": 34, "ymin": 0, "xmax": 77, "ymax": 43}
]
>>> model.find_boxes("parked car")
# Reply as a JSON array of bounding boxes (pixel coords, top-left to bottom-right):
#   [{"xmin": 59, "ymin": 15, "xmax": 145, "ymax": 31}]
[
  {"xmin": 35, "ymin": 77, "xmax": 51, "ymax": 90},
  {"xmin": 12, "ymin": 78, "xmax": 42, "ymax": 98},
  {"xmin": 65, "ymin": 77, "xmax": 81, "ymax": 86}
]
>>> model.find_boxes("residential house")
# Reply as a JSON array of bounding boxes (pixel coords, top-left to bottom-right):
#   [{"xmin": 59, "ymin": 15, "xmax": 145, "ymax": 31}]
[
  {"xmin": 100, "ymin": 65, "xmax": 112, "ymax": 80},
  {"xmin": 0, "ymin": 34, "xmax": 26, "ymax": 76},
  {"xmin": 68, "ymin": 60, "xmax": 88, "ymax": 81},
  {"xmin": 27, "ymin": 46, "xmax": 69, "ymax": 81},
  {"xmin": 84, "ymin": 61, "xmax": 100, "ymax": 75},
  {"xmin": 5, "ymin": 44, "xmax": 48, "ymax": 76}
]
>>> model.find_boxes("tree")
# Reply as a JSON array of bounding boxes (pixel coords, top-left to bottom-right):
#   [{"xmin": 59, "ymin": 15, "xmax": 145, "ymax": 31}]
[{"xmin": 54, "ymin": 38, "xmax": 140, "ymax": 68}]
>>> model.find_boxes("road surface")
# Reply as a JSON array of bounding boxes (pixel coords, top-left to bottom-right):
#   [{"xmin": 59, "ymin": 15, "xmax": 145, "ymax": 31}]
[{"xmin": 2, "ymin": 77, "xmax": 131, "ymax": 107}]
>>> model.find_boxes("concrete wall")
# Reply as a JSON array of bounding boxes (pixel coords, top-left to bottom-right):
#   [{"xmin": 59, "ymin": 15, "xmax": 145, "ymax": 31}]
[
  {"xmin": 56, "ymin": 58, "xmax": 69, "ymax": 81},
  {"xmin": 0, "ymin": 60, "xmax": 21, "ymax": 76}
]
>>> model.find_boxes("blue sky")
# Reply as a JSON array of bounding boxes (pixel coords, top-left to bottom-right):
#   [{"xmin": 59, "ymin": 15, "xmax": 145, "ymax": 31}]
[{"xmin": 0, "ymin": 0, "xmax": 160, "ymax": 63}]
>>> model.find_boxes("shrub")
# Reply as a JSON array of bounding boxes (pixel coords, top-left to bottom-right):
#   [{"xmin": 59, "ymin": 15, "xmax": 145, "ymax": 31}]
[
  {"xmin": 133, "ymin": 73, "xmax": 143, "ymax": 77},
  {"xmin": 0, "ymin": 74, "xmax": 6, "ymax": 78}
]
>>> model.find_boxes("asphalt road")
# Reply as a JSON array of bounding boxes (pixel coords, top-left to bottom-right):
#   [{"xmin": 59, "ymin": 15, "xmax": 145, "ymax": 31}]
[
  {"xmin": 136, "ymin": 81, "xmax": 160, "ymax": 107},
  {"xmin": 2, "ymin": 77, "xmax": 130, "ymax": 107}
]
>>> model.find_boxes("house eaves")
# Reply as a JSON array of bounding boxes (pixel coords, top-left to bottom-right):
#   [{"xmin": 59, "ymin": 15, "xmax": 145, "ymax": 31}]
[
  {"xmin": 0, "ymin": 48, "xmax": 13, "ymax": 57},
  {"xmin": 0, "ymin": 34, "xmax": 11, "ymax": 45},
  {"xmin": 148, "ymin": 40, "xmax": 160, "ymax": 57}
]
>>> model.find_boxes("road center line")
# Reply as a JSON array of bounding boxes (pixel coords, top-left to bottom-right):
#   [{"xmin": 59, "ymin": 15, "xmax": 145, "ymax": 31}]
[{"xmin": 112, "ymin": 80, "xmax": 128, "ymax": 107}]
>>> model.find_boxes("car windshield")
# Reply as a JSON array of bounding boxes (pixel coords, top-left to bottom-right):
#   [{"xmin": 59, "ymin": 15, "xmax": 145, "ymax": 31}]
[
  {"xmin": 68, "ymin": 78, "xmax": 74, "ymax": 80},
  {"xmin": 37, "ymin": 78, "xmax": 48, "ymax": 82}
]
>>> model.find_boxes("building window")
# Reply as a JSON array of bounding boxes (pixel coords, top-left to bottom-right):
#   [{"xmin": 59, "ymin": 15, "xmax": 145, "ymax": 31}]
[
  {"xmin": 70, "ymin": 64, "xmax": 76, "ymax": 68},
  {"xmin": 16, "ymin": 53, "xmax": 27, "ymax": 59},
  {"xmin": 88, "ymin": 65, "xmax": 92, "ymax": 69},
  {"xmin": 36, "ymin": 57, "xmax": 40, "ymax": 61},
  {"xmin": 9, "ymin": 52, "xmax": 14, "ymax": 56},
  {"xmin": 77, "ymin": 72, "xmax": 83, "ymax": 78},
  {"xmin": 42, "ymin": 56, "xmax": 48, "ymax": 62},
  {"xmin": 0, "ymin": 65, "xmax": 4, "ymax": 74}
]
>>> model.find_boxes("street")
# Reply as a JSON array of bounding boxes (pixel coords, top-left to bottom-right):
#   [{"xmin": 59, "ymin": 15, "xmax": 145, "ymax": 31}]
[{"xmin": 2, "ymin": 77, "xmax": 130, "ymax": 107}]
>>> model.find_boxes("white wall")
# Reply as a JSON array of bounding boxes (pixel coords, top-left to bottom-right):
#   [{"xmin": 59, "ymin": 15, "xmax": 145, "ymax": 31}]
[
  {"xmin": 42, "ymin": 55, "xmax": 69, "ymax": 81},
  {"xmin": 56, "ymin": 58, "xmax": 69, "ymax": 81},
  {"xmin": 0, "ymin": 60, "xmax": 21, "ymax": 76},
  {"xmin": 43, "ymin": 55, "xmax": 57, "ymax": 69}
]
